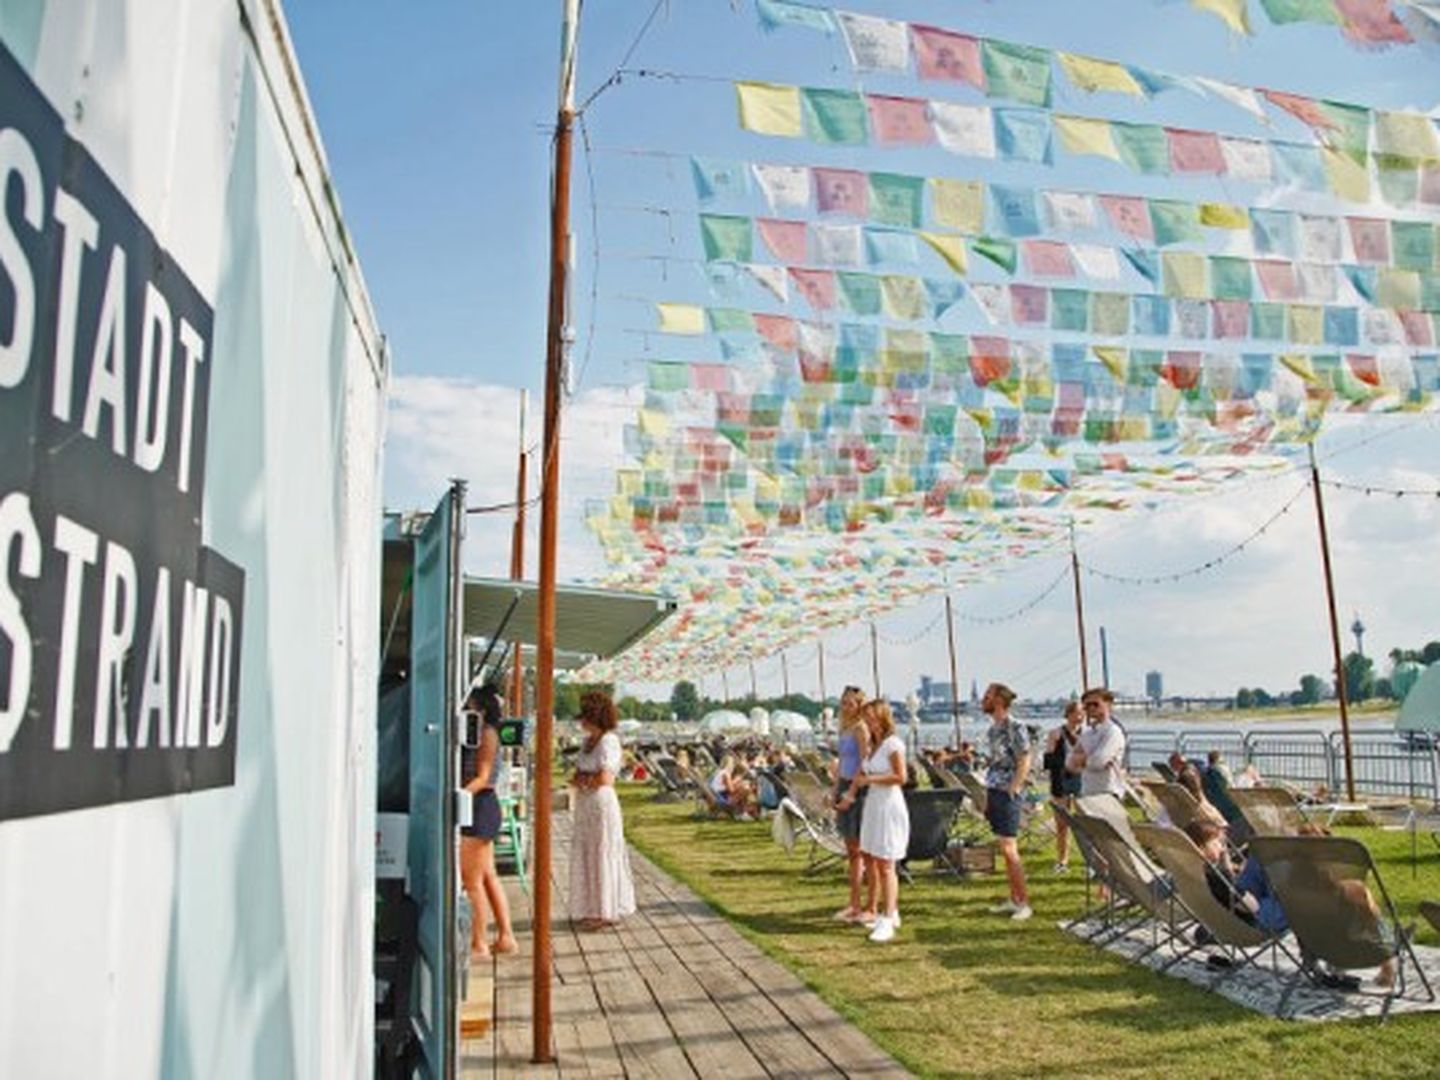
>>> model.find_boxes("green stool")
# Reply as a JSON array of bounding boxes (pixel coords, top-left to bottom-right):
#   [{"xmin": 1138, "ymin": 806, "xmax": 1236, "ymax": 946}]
[{"xmin": 495, "ymin": 796, "xmax": 528, "ymax": 894}]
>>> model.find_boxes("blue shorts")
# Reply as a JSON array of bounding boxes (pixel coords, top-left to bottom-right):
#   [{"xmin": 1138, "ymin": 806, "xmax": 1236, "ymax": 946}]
[
  {"xmin": 985, "ymin": 787, "xmax": 1022, "ymax": 838},
  {"xmin": 462, "ymin": 789, "xmax": 501, "ymax": 840},
  {"xmin": 835, "ymin": 780, "xmax": 866, "ymax": 840}
]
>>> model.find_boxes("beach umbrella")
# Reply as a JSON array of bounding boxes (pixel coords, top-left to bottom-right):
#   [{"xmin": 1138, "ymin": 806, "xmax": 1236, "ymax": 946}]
[
  {"xmin": 769, "ymin": 709, "xmax": 813, "ymax": 736},
  {"xmin": 700, "ymin": 709, "xmax": 751, "ymax": 733}
]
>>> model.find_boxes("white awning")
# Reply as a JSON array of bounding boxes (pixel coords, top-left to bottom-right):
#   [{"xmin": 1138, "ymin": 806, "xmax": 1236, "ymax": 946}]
[{"xmin": 462, "ymin": 577, "xmax": 675, "ymax": 663}]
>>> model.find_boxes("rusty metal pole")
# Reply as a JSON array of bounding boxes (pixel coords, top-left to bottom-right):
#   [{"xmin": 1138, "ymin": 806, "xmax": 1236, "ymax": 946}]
[
  {"xmin": 532, "ymin": 0, "xmax": 579, "ymax": 1062},
  {"xmin": 1069, "ymin": 520, "xmax": 1091, "ymax": 692},
  {"xmin": 1309, "ymin": 443, "xmax": 1357, "ymax": 803},
  {"xmin": 816, "ymin": 641, "xmax": 827, "ymax": 713},
  {"xmin": 944, "ymin": 592, "xmax": 962, "ymax": 749},
  {"xmin": 869, "ymin": 621, "xmax": 881, "ymax": 699},
  {"xmin": 781, "ymin": 651, "xmax": 790, "ymax": 699},
  {"xmin": 509, "ymin": 391, "xmax": 528, "ymax": 715}
]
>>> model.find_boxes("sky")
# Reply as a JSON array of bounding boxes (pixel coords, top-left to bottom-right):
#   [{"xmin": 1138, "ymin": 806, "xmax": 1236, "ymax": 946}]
[{"xmin": 284, "ymin": 0, "xmax": 1440, "ymax": 703}]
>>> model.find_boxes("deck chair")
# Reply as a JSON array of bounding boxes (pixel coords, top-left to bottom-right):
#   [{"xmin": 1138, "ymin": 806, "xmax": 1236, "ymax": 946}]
[
  {"xmin": 1134, "ymin": 822, "xmax": 1295, "ymax": 974},
  {"xmin": 1230, "ymin": 787, "xmax": 1308, "ymax": 838},
  {"xmin": 1420, "ymin": 900, "xmax": 1440, "ymax": 938},
  {"xmin": 899, "ymin": 788, "xmax": 967, "ymax": 882},
  {"xmin": 960, "ymin": 770, "xmax": 1052, "ymax": 849},
  {"xmin": 918, "ymin": 755, "xmax": 963, "ymax": 790},
  {"xmin": 1148, "ymin": 783, "xmax": 1202, "ymax": 832},
  {"xmin": 772, "ymin": 796, "xmax": 846, "ymax": 875},
  {"xmin": 1052, "ymin": 802, "xmax": 1112, "ymax": 932},
  {"xmin": 1249, "ymin": 835, "xmax": 1435, "ymax": 1004},
  {"xmin": 1152, "ymin": 761, "xmax": 1178, "ymax": 783},
  {"xmin": 1074, "ymin": 814, "xmax": 1190, "ymax": 964},
  {"xmin": 782, "ymin": 768, "xmax": 837, "ymax": 828}
]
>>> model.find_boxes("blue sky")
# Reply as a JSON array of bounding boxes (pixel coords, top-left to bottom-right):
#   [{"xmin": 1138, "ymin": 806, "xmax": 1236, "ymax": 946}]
[{"xmin": 285, "ymin": 1, "xmax": 1440, "ymax": 699}]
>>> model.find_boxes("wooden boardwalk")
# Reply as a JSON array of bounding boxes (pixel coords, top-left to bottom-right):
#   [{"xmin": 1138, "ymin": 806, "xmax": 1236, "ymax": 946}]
[{"xmin": 462, "ymin": 815, "xmax": 908, "ymax": 1078}]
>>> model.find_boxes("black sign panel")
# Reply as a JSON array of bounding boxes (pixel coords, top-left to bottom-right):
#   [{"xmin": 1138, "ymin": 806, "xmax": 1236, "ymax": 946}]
[{"xmin": 0, "ymin": 41, "xmax": 245, "ymax": 820}]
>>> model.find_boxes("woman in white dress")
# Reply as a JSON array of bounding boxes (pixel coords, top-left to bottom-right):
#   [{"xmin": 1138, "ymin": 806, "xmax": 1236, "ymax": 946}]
[
  {"xmin": 855, "ymin": 700, "xmax": 909, "ymax": 943},
  {"xmin": 569, "ymin": 691, "xmax": 636, "ymax": 929}
]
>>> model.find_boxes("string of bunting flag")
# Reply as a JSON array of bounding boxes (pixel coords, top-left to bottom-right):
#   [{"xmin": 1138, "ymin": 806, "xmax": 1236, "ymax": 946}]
[{"xmin": 1319, "ymin": 475, "xmax": 1440, "ymax": 495}]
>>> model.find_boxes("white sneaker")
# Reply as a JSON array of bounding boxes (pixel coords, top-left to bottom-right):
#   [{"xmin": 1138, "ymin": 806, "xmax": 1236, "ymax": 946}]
[
  {"xmin": 868, "ymin": 916, "xmax": 896, "ymax": 943},
  {"xmin": 858, "ymin": 912, "xmax": 878, "ymax": 928},
  {"xmin": 1011, "ymin": 905, "xmax": 1034, "ymax": 922},
  {"xmin": 892, "ymin": 911, "xmax": 901, "ymax": 929},
  {"xmin": 988, "ymin": 899, "xmax": 1019, "ymax": 914},
  {"xmin": 1052, "ymin": 862, "xmax": 1069, "ymax": 875}
]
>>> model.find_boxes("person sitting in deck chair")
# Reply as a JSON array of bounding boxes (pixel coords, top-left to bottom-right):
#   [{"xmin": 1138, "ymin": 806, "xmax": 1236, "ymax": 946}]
[
  {"xmin": 1184, "ymin": 819, "xmax": 1286, "ymax": 936},
  {"xmin": 1178, "ymin": 766, "xmax": 1229, "ymax": 830},
  {"xmin": 710, "ymin": 755, "xmax": 757, "ymax": 819}
]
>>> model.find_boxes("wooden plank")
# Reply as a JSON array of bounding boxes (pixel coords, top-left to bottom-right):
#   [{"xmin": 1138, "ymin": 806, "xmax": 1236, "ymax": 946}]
[{"xmin": 590, "ymin": 970, "xmax": 697, "ymax": 1080}]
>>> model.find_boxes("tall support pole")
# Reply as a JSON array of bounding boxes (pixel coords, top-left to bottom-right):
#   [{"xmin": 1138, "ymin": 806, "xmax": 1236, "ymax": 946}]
[
  {"xmin": 748, "ymin": 660, "xmax": 758, "ymax": 701},
  {"xmin": 781, "ymin": 651, "xmax": 790, "ymax": 698},
  {"xmin": 722, "ymin": 668, "xmax": 731, "ymax": 704},
  {"xmin": 1069, "ymin": 521, "xmax": 1091, "ymax": 692},
  {"xmin": 1099, "ymin": 627, "xmax": 1110, "ymax": 690},
  {"xmin": 816, "ymin": 641, "xmax": 827, "ymax": 714},
  {"xmin": 944, "ymin": 592, "xmax": 962, "ymax": 750},
  {"xmin": 1309, "ymin": 444, "xmax": 1357, "ymax": 802},
  {"xmin": 532, "ymin": 0, "xmax": 579, "ymax": 1061},
  {"xmin": 869, "ymin": 621, "xmax": 881, "ymax": 699},
  {"xmin": 509, "ymin": 391, "xmax": 528, "ymax": 715}
]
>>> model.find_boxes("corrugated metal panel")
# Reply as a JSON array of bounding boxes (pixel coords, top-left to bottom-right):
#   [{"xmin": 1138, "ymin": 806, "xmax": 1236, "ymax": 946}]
[{"xmin": 462, "ymin": 577, "xmax": 676, "ymax": 662}]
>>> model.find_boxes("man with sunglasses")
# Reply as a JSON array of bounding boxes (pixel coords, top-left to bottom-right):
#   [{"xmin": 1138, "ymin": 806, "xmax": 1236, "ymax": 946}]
[{"xmin": 1067, "ymin": 687, "xmax": 1127, "ymax": 799}]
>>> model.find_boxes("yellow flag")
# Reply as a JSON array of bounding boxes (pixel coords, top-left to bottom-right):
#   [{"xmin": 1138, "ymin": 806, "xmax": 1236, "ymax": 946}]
[
  {"xmin": 1198, "ymin": 202, "xmax": 1249, "ymax": 229},
  {"xmin": 1092, "ymin": 345, "xmax": 1127, "ymax": 382},
  {"xmin": 1154, "ymin": 381, "xmax": 1181, "ymax": 419},
  {"xmin": 617, "ymin": 469, "xmax": 642, "ymax": 496},
  {"xmin": 1054, "ymin": 115, "xmax": 1120, "ymax": 160},
  {"xmin": 1117, "ymin": 417, "xmax": 1149, "ymax": 441},
  {"xmin": 920, "ymin": 231, "xmax": 969, "ymax": 275},
  {"xmin": 1377, "ymin": 268, "xmax": 1421, "ymax": 310},
  {"xmin": 964, "ymin": 488, "xmax": 994, "ymax": 511},
  {"xmin": 1161, "ymin": 251, "xmax": 1208, "ymax": 299},
  {"xmin": 1280, "ymin": 353, "xmax": 1318, "ymax": 385},
  {"xmin": 754, "ymin": 473, "xmax": 780, "ymax": 504},
  {"xmin": 1057, "ymin": 52, "xmax": 1143, "ymax": 96},
  {"xmin": 1190, "ymin": 0, "xmax": 1251, "ymax": 34},
  {"xmin": 930, "ymin": 178, "xmax": 984, "ymax": 232},
  {"xmin": 1321, "ymin": 147, "xmax": 1370, "ymax": 203},
  {"xmin": 1287, "ymin": 305, "xmax": 1323, "ymax": 346},
  {"xmin": 656, "ymin": 302, "xmax": 705, "ymax": 334},
  {"xmin": 735, "ymin": 81, "xmax": 803, "ymax": 138},
  {"xmin": 1375, "ymin": 110, "xmax": 1440, "ymax": 162},
  {"xmin": 638, "ymin": 409, "xmax": 670, "ymax": 438},
  {"xmin": 881, "ymin": 276, "xmax": 927, "ymax": 321}
]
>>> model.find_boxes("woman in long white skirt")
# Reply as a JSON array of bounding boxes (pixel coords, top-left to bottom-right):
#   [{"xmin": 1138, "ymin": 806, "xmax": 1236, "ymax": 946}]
[
  {"xmin": 569, "ymin": 690, "xmax": 636, "ymax": 929},
  {"xmin": 856, "ymin": 700, "xmax": 909, "ymax": 943}
]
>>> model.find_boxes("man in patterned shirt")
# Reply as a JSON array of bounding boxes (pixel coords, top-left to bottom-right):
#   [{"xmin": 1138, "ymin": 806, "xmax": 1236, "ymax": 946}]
[{"xmin": 982, "ymin": 683, "xmax": 1032, "ymax": 921}]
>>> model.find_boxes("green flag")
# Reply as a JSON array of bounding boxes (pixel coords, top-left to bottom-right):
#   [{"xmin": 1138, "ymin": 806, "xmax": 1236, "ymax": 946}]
[
  {"xmin": 1250, "ymin": 302, "xmax": 1286, "ymax": 341},
  {"xmin": 837, "ymin": 272, "xmax": 882, "ymax": 315},
  {"xmin": 1050, "ymin": 289, "xmax": 1090, "ymax": 331},
  {"xmin": 802, "ymin": 87, "xmax": 869, "ymax": 144},
  {"xmin": 646, "ymin": 361, "xmax": 690, "ymax": 392},
  {"xmin": 1112, "ymin": 122, "xmax": 1170, "ymax": 175},
  {"xmin": 1210, "ymin": 256, "xmax": 1254, "ymax": 300},
  {"xmin": 981, "ymin": 39, "xmax": 1052, "ymax": 107},
  {"xmin": 1149, "ymin": 199, "xmax": 1203, "ymax": 247},
  {"xmin": 1259, "ymin": 0, "xmax": 1340, "ymax": 24},
  {"xmin": 1090, "ymin": 292, "xmax": 1130, "ymax": 335},
  {"xmin": 869, "ymin": 172, "xmax": 925, "ymax": 227},
  {"xmin": 1392, "ymin": 221, "xmax": 1436, "ymax": 272},
  {"xmin": 970, "ymin": 236, "xmax": 1018, "ymax": 273},
  {"xmin": 700, "ymin": 214, "xmax": 753, "ymax": 262}
]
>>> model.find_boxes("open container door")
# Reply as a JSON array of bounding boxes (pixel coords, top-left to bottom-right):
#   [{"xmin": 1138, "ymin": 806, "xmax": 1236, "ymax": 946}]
[{"xmin": 408, "ymin": 482, "xmax": 466, "ymax": 1078}]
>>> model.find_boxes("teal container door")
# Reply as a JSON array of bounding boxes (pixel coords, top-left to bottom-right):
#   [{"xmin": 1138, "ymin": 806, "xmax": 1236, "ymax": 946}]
[{"xmin": 408, "ymin": 484, "xmax": 464, "ymax": 1078}]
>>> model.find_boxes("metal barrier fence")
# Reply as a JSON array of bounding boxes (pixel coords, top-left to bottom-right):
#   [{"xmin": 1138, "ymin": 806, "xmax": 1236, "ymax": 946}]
[{"xmin": 1122, "ymin": 727, "xmax": 1440, "ymax": 807}]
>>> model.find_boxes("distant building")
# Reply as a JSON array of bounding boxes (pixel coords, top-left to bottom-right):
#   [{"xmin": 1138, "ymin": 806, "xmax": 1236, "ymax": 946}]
[
  {"xmin": 1145, "ymin": 671, "xmax": 1164, "ymax": 702},
  {"xmin": 918, "ymin": 677, "xmax": 954, "ymax": 704}
]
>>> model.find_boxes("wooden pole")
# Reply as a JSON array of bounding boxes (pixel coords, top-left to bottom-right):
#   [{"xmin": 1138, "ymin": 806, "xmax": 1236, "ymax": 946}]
[
  {"xmin": 1309, "ymin": 443, "xmax": 1357, "ymax": 802},
  {"xmin": 944, "ymin": 592, "xmax": 962, "ymax": 750},
  {"xmin": 1069, "ymin": 520, "xmax": 1091, "ymax": 692},
  {"xmin": 748, "ymin": 660, "xmax": 758, "ymax": 701},
  {"xmin": 508, "ymin": 391, "xmax": 528, "ymax": 715},
  {"xmin": 722, "ymin": 669, "xmax": 731, "ymax": 704},
  {"xmin": 816, "ymin": 640, "xmax": 827, "ymax": 713},
  {"xmin": 532, "ymin": 0, "xmax": 579, "ymax": 1061},
  {"xmin": 869, "ymin": 621, "xmax": 881, "ymax": 699},
  {"xmin": 781, "ymin": 651, "xmax": 790, "ymax": 698}
]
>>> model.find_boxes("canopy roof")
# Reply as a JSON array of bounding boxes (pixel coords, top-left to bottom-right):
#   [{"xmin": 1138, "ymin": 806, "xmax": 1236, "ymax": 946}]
[
  {"xmin": 463, "ymin": 576, "xmax": 676, "ymax": 663},
  {"xmin": 1397, "ymin": 663, "xmax": 1440, "ymax": 733}
]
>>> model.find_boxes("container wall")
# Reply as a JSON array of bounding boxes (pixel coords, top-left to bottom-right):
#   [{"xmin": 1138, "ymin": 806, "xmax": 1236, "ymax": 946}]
[{"xmin": 0, "ymin": 1, "xmax": 387, "ymax": 1076}]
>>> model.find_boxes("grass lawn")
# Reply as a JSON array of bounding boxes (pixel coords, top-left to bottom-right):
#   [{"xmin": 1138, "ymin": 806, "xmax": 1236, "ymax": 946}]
[{"xmin": 618, "ymin": 785, "xmax": 1440, "ymax": 1080}]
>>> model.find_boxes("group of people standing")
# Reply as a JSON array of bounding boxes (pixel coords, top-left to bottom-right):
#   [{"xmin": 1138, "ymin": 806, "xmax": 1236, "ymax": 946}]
[
  {"xmin": 831, "ymin": 687, "xmax": 913, "ymax": 943},
  {"xmin": 830, "ymin": 681, "xmax": 1130, "ymax": 941}
]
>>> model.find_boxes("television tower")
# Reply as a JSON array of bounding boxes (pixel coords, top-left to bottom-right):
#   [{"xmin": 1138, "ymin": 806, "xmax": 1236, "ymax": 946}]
[{"xmin": 1350, "ymin": 613, "xmax": 1365, "ymax": 658}]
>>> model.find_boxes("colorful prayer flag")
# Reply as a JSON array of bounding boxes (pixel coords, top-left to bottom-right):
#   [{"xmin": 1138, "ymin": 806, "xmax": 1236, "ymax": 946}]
[
  {"xmin": 802, "ymin": 87, "xmax": 869, "ymax": 144},
  {"xmin": 867, "ymin": 95, "xmax": 934, "ymax": 146},
  {"xmin": 980, "ymin": 39, "xmax": 1053, "ymax": 107},
  {"xmin": 930, "ymin": 178, "xmax": 985, "ymax": 232},
  {"xmin": 910, "ymin": 24, "xmax": 985, "ymax": 86},
  {"xmin": 736, "ymin": 81, "xmax": 803, "ymax": 137},
  {"xmin": 1056, "ymin": 52, "xmax": 1144, "ymax": 95},
  {"xmin": 930, "ymin": 101, "xmax": 997, "ymax": 157},
  {"xmin": 836, "ymin": 11, "xmax": 911, "ymax": 72}
]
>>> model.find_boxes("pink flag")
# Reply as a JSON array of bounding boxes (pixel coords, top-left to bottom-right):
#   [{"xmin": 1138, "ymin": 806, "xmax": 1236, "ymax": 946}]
[
  {"xmin": 1346, "ymin": 353, "xmax": 1381, "ymax": 386},
  {"xmin": 1399, "ymin": 310, "xmax": 1435, "ymax": 346},
  {"xmin": 690, "ymin": 363, "xmax": 730, "ymax": 392},
  {"xmin": 1055, "ymin": 381, "xmax": 1086, "ymax": 415},
  {"xmin": 1420, "ymin": 165, "xmax": 1440, "ymax": 207},
  {"xmin": 754, "ymin": 313, "xmax": 798, "ymax": 352},
  {"xmin": 716, "ymin": 392, "xmax": 750, "ymax": 424},
  {"xmin": 1100, "ymin": 194, "xmax": 1154, "ymax": 242},
  {"xmin": 1166, "ymin": 128, "xmax": 1225, "ymax": 174},
  {"xmin": 789, "ymin": 267, "xmax": 837, "ymax": 310},
  {"xmin": 970, "ymin": 338, "xmax": 1011, "ymax": 385},
  {"xmin": 1211, "ymin": 300, "xmax": 1250, "ymax": 339},
  {"xmin": 867, "ymin": 94, "xmax": 934, "ymax": 145},
  {"xmin": 1346, "ymin": 217, "xmax": 1390, "ymax": 264},
  {"xmin": 798, "ymin": 352, "xmax": 833, "ymax": 383},
  {"xmin": 1254, "ymin": 260, "xmax": 1300, "ymax": 301},
  {"xmin": 1335, "ymin": 0, "xmax": 1414, "ymax": 45},
  {"xmin": 910, "ymin": 24, "xmax": 985, "ymax": 87},
  {"xmin": 814, "ymin": 168, "xmax": 869, "ymax": 216},
  {"xmin": 1022, "ymin": 239, "xmax": 1076, "ymax": 277},
  {"xmin": 1010, "ymin": 284, "xmax": 1049, "ymax": 324},
  {"xmin": 757, "ymin": 218, "xmax": 808, "ymax": 263},
  {"xmin": 1261, "ymin": 90, "xmax": 1335, "ymax": 130},
  {"xmin": 1161, "ymin": 351, "xmax": 1202, "ymax": 391}
]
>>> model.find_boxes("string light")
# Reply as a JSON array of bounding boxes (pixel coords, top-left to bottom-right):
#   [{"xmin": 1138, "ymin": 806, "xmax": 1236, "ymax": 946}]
[
  {"xmin": 1319, "ymin": 477, "xmax": 1440, "ymax": 499},
  {"xmin": 1081, "ymin": 482, "xmax": 1311, "ymax": 586},
  {"xmin": 952, "ymin": 567, "xmax": 1071, "ymax": 626}
]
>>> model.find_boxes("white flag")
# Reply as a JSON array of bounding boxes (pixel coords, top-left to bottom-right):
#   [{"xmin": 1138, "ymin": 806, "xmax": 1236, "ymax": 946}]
[
  {"xmin": 1043, "ymin": 190, "xmax": 1098, "ymax": 231},
  {"xmin": 836, "ymin": 12, "xmax": 910, "ymax": 72},
  {"xmin": 1296, "ymin": 215, "xmax": 1342, "ymax": 263},
  {"xmin": 745, "ymin": 263, "xmax": 790, "ymax": 303},
  {"xmin": 751, "ymin": 163, "xmax": 812, "ymax": 211},
  {"xmin": 1219, "ymin": 137, "xmax": 1272, "ymax": 182},
  {"xmin": 1071, "ymin": 244, "xmax": 1122, "ymax": 281},
  {"xmin": 930, "ymin": 101, "xmax": 996, "ymax": 158},
  {"xmin": 811, "ymin": 223, "xmax": 863, "ymax": 267}
]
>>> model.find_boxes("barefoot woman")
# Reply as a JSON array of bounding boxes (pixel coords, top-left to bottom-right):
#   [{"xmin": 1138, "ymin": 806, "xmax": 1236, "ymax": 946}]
[
  {"xmin": 569, "ymin": 690, "xmax": 636, "ymax": 929},
  {"xmin": 460, "ymin": 684, "xmax": 517, "ymax": 957}
]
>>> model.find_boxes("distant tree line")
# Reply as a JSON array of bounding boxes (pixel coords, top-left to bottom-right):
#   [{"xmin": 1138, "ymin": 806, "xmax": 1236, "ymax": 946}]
[
  {"xmin": 1235, "ymin": 638, "xmax": 1440, "ymax": 708},
  {"xmin": 550, "ymin": 677, "xmax": 826, "ymax": 725}
]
